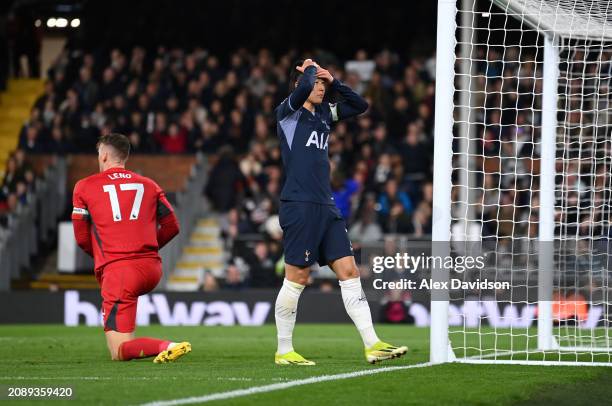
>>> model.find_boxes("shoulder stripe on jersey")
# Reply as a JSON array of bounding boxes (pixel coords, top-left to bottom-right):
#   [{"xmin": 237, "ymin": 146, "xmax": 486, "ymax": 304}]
[
  {"xmin": 287, "ymin": 97, "xmax": 295, "ymax": 112},
  {"xmin": 279, "ymin": 110, "xmax": 302, "ymax": 150},
  {"xmin": 329, "ymin": 103, "xmax": 339, "ymax": 122}
]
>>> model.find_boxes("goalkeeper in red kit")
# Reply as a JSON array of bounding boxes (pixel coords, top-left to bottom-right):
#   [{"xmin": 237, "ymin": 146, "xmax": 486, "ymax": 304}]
[{"xmin": 72, "ymin": 133, "xmax": 191, "ymax": 363}]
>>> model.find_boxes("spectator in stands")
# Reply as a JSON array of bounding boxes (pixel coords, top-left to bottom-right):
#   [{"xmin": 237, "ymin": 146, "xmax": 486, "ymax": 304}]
[
  {"xmin": 19, "ymin": 123, "xmax": 44, "ymax": 153},
  {"xmin": 1, "ymin": 157, "xmax": 21, "ymax": 195},
  {"xmin": 155, "ymin": 122, "xmax": 188, "ymax": 154},
  {"xmin": 349, "ymin": 194, "xmax": 384, "ymax": 246},
  {"xmin": 47, "ymin": 126, "xmax": 70, "ymax": 155},
  {"xmin": 15, "ymin": 181, "xmax": 28, "ymax": 205},
  {"xmin": 223, "ymin": 207, "xmax": 253, "ymax": 237},
  {"xmin": 202, "ymin": 271, "xmax": 219, "ymax": 292},
  {"xmin": 412, "ymin": 201, "xmax": 432, "ymax": 237},
  {"xmin": 205, "ymin": 146, "xmax": 245, "ymax": 213},
  {"xmin": 331, "ymin": 172, "xmax": 361, "ymax": 220},
  {"xmin": 74, "ymin": 66, "xmax": 98, "ymax": 111},
  {"xmin": 0, "ymin": 148, "xmax": 37, "ymax": 233},
  {"xmin": 377, "ymin": 178, "xmax": 413, "ymax": 219},
  {"xmin": 223, "ymin": 262, "xmax": 246, "ymax": 290},
  {"xmin": 0, "ymin": 193, "xmax": 19, "ymax": 228},
  {"xmin": 246, "ymin": 241, "xmax": 279, "ymax": 288},
  {"xmin": 372, "ymin": 153, "xmax": 392, "ymax": 192},
  {"xmin": 377, "ymin": 178, "xmax": 414, "ymax": 234},
  {"xmin": 400, "ymin": 122, "xmax": 430, "ymax": 179}
]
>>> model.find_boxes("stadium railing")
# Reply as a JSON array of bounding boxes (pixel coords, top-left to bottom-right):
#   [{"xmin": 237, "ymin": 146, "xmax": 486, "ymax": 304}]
[
  {"xmin": 158, "ymin": 152, "xmax": 209, "ymax": 289},
  {"xmin": 0, "ymin": 156, "xmax": 67, "ymax": 291}
]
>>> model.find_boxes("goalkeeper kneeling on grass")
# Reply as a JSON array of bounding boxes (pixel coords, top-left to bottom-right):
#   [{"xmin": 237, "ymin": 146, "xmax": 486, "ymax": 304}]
[
  {"xmin": 273, "ymin": 59, "xmax": 408, "ymax": 365},
  {"xmin": 72, "ymin": 134, "xmax": 191, "ymax": 363}
]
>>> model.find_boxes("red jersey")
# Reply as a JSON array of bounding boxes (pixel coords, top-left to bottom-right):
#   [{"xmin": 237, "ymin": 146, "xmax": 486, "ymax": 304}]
[{"xmin": 72, "ymin": 167, "xmax": 179, "ymax": 272}]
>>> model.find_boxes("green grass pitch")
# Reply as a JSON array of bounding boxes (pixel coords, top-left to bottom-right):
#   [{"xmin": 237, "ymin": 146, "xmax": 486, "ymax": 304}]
[{"xmin": 1, "ymin": 324, "xmax": 611, "ymax": 405}]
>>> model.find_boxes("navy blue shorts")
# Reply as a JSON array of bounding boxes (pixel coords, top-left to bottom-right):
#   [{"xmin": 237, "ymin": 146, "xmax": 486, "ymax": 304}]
[{"xmin": 279, "ymin": 201, "xmax": 354, "ymax": 267}]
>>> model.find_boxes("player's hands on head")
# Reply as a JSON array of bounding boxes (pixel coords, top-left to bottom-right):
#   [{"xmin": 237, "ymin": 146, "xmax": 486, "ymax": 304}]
[
  {"xmin": 296, "ymin": 58, "xmax": 318, "ymax": 73},
  {"xmin": 315, "ymin": 67, "xmax": 334, "ymax": 84}
]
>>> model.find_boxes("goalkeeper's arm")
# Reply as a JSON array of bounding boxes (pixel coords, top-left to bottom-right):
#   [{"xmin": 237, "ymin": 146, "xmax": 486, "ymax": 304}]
[
  {"xmin": 156, "ymin": 188, "xmax": 180, "ymax": 249},
  {"xmin": 157, "ymin": 212, "xmax": 179, "ymax": 249},
  {"xmin": 71, "ymin": 182, "xmax": 93, "ymax": 256},
  {"xmin": 72, "ymin": 216, "xmax": 93, "ymax": 256}
]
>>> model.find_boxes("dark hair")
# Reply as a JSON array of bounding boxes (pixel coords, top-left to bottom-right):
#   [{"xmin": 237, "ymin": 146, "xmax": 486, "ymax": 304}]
[
  {"xmin": 97, "ymin": 133, "xmax": 130, "ymax": 162},
  {"xmin": 288, "ymin": 59, "xmax": 305, "ymax": 93}
]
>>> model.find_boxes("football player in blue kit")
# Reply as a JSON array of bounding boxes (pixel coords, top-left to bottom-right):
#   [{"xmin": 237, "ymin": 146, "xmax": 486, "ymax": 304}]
[{"xmin": 274, "ymin": 58, "xmax": 408, "ymax": 365}]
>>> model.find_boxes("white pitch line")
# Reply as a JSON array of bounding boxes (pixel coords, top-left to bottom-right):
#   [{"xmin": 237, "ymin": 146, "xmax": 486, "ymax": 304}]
[
  {"xmin": 140, "ymin": 362, "xmax": 433, "ymax": 406},
  {"xmin": 465, "ymin": 349, "xmax": 525, "ymax": 360}
]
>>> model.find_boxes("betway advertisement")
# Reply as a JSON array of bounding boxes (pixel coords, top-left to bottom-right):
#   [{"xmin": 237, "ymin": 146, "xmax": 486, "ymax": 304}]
[
  {"xmin": 64, "ymin": 291, "xmax": 272, "ymax": 327},
  {"xmin": 0, "ymin": 290, "xmax": 605, "ymax": 329},
  {"xmin": 0, "ymin": 290, "xmax": 356, "ymax": 326}
]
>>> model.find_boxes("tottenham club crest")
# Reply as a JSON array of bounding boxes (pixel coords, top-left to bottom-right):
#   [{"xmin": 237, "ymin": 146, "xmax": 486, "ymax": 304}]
[{"xmin": 305, "ymin": 250, "xmax": 311, "ymax": 262}]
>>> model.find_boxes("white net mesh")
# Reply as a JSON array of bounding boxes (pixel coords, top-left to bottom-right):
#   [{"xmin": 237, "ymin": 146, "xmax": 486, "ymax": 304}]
[
  {"xmin": 554, "ymin": 35, "xmax": 612, "ymax": 354},
  {"xmin": 447, "ymin": 0, "xmax": 612, "ymax": 364},
  {"xmin": 492, "ymin": 0, "xmax": 612, "ymax": 39}
]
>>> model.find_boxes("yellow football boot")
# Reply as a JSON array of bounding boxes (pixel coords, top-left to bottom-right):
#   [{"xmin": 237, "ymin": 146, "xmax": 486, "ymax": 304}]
[
  {"xmin": 153, "ymin": 342, "xmax": 192, "ymax": 364},
  {"xmin": 365, "ymin": 341, "xmax": 408, "ymax": 364},
  {"xmin": 274, "ymin": 351, "xmax": 316, "ymax": 366}
]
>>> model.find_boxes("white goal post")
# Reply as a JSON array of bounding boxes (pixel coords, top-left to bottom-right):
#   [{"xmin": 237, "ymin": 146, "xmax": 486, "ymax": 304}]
[{"xmin": 432, "ymin": 0, "xmax": 612, "ymax": 365}]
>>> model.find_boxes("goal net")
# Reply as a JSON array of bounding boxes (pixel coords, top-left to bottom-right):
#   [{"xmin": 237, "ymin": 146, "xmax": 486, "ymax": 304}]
[{"xmin": 431, "ymin": 0, "xmax": 612, "ymax": 365}]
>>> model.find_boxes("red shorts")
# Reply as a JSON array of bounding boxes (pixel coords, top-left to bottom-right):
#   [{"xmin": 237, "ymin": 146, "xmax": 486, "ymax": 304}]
[{"xmin": 99, "ymin": 257, "xmax": 162, "ymax": 333}]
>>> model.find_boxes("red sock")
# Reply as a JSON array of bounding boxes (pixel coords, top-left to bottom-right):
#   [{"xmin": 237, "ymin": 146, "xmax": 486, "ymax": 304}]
[{"xmin": 118, "ymin": 338, "xmax": 171, "ymax": 361}]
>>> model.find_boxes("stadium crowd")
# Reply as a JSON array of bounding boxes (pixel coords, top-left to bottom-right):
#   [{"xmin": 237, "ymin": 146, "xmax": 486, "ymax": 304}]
[
  {"xmin": 13, "ymin": 43, "xmax": 595, "ymax": 290},
  {"xmin": 461, "ymin": 46, "xmax": 610, "ymax": 247},
  {"xmin": 0, "ymin": 149, "xmax": 37, "ymax": 237},
  {"xmin": 9, "ymin": 46, "xmax": 442, "ymax": 288}
]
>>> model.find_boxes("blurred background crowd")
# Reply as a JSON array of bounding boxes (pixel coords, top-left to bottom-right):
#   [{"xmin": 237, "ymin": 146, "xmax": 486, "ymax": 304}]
[
  {"xmin": 8, "ymin": 47, "xmax": 439, "ymax": 284},
  {"xmin": 8, "ymin": 0, "xmax": 604, "ymax": 296}
]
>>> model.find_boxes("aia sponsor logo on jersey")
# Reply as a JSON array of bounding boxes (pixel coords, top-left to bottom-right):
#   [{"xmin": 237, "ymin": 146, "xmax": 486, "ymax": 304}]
[{"xmin": 305, "ymin": 130, "xmax": 329, "ymax": 150}]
